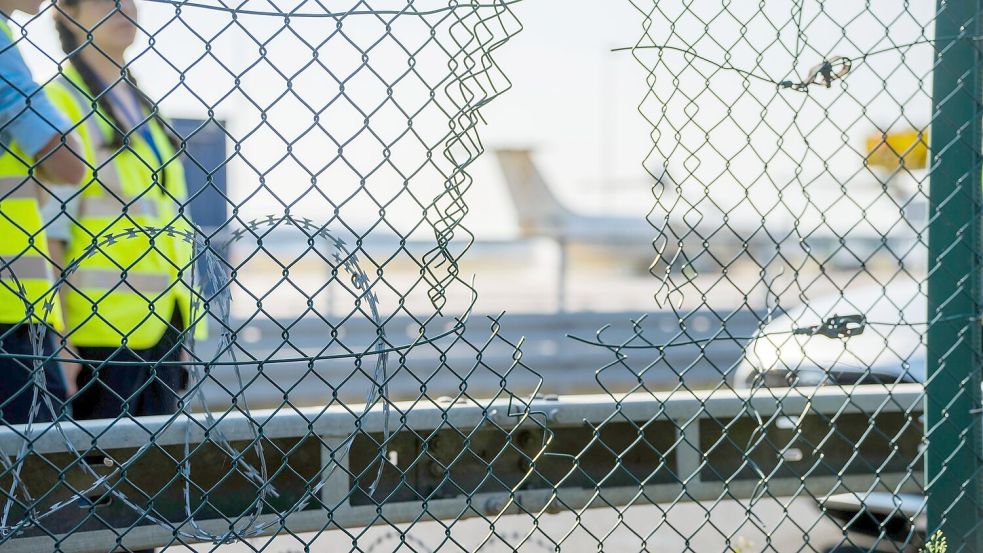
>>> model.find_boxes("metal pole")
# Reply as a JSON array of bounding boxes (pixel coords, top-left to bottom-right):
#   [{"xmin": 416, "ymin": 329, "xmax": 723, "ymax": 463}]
[
  {"xmin": 556, "ymin": 236, "xmax": 568, "ymax": 313},
  {"xmin": 927, "ymin": 0, "xmax": 983, "ymax": 547}
]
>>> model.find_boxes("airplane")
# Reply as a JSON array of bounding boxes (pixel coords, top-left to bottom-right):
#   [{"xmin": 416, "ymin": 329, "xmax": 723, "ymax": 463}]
[
  {"xmin": 493, "ymin": 148, "xmax": 671, "ymax": 273},
  {"xmin": 494, "ymin": 148, "xmax": 658, "ymax": 241},
  {"xmin": 493, "ymin": 147, "xmax": 927, "ymax": 276},
  {"xmin": 182, "ymin": 133, "xmax": 926, "ymax": 283}
]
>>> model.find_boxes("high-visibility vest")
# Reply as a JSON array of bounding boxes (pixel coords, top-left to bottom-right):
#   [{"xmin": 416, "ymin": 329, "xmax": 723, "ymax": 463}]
[
  {"xmin": 0, "ymin": 19, "xmax": 62, "ymax": 330},
  {"xmin": 47, "ymin": 66, "xmax": 201, "ymax": 349}
]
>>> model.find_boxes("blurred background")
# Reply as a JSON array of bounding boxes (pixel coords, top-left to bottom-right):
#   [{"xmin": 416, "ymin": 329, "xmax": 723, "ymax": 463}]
[
  {"xmin": 11, "ymin": 0, "xmax": 934, "ymax": 406},
  {"xmin": 7, "ymin": 2, "xmax": 943, "ymax": 549}
]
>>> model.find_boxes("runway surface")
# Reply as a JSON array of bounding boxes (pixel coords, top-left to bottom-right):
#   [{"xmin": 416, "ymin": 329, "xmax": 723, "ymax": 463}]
[{"xmin": 190, "ymin": 310, "xmax": 761, "ymax": 410}]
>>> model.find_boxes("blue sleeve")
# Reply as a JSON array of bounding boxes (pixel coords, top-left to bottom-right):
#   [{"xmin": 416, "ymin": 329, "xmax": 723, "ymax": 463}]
[{"xmin": 0, "ymin": 25, "xmax": 69, "ymax": 156}]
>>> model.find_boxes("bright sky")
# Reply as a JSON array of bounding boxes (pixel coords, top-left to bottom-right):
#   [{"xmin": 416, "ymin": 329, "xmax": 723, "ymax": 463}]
[
  {"xmin": 15, "ymin": 0, "xmax": 652, "ymax": 239},
  {"xmin": 15, "ymin": 0, "xmax": 937, "ymax": 240}
]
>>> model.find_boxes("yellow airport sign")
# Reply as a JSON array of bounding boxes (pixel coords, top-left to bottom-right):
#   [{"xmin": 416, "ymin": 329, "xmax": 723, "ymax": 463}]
[{"xmin": 866, "ymin": 129, "xmax": 929, "ymax": 170}]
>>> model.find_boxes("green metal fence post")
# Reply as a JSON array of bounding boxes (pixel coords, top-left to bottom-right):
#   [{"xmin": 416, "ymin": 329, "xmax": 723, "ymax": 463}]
[{"xmin": 927, "ymin": 0, "xmax": 983, "ymax": 547}]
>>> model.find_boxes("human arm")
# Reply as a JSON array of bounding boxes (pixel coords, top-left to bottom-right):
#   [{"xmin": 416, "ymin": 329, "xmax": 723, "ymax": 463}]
[
  {"xmin": 34, "ymin": 132, "xmax": 84, "ymax": 184},
  {"xmin": 0, "ymin": 23, "xmax": 83, "ymax": 183}
]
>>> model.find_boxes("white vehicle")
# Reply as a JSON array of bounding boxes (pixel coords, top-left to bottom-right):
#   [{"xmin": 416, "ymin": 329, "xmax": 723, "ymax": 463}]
[
  {"xmin": 733, "ymin": 283, "xmax": 927, "ymax": 550},
  {"xmin": 732, "ymin": 282, "xmax": 926, "ymax": 389}
]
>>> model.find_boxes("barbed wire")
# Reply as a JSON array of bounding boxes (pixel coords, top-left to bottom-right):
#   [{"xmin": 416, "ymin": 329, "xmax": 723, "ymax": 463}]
[{"xmin": 0, "ymin": 214, "xmax": 423, "ymax": 543}]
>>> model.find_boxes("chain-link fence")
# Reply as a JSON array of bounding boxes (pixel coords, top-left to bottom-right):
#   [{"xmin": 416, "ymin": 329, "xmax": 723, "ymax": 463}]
[{"xmin": 0, "ymin": 0, "xmax": 978, "ymax": 551}]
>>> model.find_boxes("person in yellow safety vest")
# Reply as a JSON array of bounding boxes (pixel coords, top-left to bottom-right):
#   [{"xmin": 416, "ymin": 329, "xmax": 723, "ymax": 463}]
[
  {"xmin": 44, "ymin": 0, "xmax": 204, "ymax": 422},
  {"xmin": 0, "ymin": 0, "xmax": 84, "ymax": 424}
]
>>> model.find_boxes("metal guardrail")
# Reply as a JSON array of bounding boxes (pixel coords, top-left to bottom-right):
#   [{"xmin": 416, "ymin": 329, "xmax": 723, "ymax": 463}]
[{"xmin": 2, "ymin": 384, "xmax": 923, "ymax": 552}]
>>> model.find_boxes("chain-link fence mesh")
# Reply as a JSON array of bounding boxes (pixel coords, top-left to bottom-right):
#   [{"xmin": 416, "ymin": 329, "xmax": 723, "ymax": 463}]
[{"xmin": 0, "ymin": 0, "xmax": 978, "ymax": 552}]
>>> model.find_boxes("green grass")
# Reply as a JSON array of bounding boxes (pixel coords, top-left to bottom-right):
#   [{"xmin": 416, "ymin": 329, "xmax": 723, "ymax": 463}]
[{"xmin": 923, "ymin": 531, "xmax": 947, "ymax": 553}]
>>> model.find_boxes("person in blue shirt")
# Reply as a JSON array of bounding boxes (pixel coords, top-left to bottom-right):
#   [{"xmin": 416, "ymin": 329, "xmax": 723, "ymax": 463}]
[
  {"xmin": 0, "ymin": 0, "xmax": 82, "ymax": 183},
  {"xmin": 0, "ymin": 0, "xmax": 82, "ymax": 425}
]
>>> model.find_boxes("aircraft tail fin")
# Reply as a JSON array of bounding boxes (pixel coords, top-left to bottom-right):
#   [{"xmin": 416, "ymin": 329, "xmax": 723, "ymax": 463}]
[{"xmin": 494, "ymin": 148, "xmax": 572, "ymax": 236}]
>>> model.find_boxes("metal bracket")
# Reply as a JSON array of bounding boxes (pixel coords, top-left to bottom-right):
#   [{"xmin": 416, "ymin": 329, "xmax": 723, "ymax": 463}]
[{"xmin": 794, "ymin": 314, "xmax": 866, "ymax": 338}]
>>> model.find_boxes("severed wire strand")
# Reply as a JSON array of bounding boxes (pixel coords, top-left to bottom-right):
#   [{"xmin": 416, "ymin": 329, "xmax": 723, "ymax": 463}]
[
  {"xmin": 613, "ymin": 36, "xmax": 956, "ymax": 91},
  {"xmin": 137, "ymin": 0, "xmax": 522, "ymax": 18},
  {"xmin": 145, "ymin": 0, "xmax": 522, "ymax": 17}
]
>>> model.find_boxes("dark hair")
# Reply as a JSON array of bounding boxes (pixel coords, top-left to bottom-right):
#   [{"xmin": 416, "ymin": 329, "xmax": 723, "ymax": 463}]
[{"xmin": 53, "ymin": 6, "xmax": 179, "ymax": 152}]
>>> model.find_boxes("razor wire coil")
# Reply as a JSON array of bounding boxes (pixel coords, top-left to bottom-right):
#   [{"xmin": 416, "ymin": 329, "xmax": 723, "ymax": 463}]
[{"xmin": 0, "ymin": 214, "xmax": 399, "ymax": 542}]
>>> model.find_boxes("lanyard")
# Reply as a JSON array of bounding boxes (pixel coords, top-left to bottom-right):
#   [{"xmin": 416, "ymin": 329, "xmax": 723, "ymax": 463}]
[
  {"xmin": 92, "ymin": 76, "xmax": 169, "ymax": 194},
  {"xmin": 108, "ymin": 86, "xmax": 164, "ymax": 167}
]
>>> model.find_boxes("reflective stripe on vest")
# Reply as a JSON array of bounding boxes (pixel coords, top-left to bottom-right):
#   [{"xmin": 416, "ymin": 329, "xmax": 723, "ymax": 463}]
[
  {"xmin": 70, "ymin": 105, "xmax": 162, "ymax": 221},
  {"xmin": 62, "ymin": 85, "xmax": 164, "ymax": 239},
  {"xmin": 79, "ymin": 193, "xmax": 160, "ymax": 219},
  {"xmin": 0, "ymin": 28, "xmax": 61, "ymax": 328},
  {"xmin": 60, "ymin": 80, "xmax": 163, "ymax": 227},
  {"xmin": 0, "ymin": 193, "xmax": 60, "ymax": 329},
  {"xmin": 53, "ymin": 75, "xmax": 176, "ymax": 347},
  {"xmin": 0, "ymin": 254, "xmax": 52, "ymax": 281},
  {"xmin": 68, "ymin": 268, "xmax": 170, "ymax": 292},
  {"xmin": 0, "ymin": 176, "xmax": 38, "ymax": 200}
]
